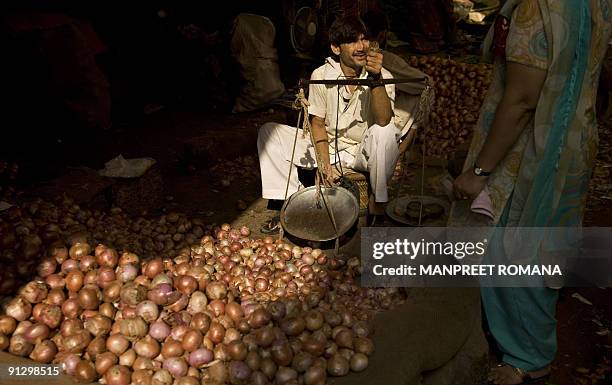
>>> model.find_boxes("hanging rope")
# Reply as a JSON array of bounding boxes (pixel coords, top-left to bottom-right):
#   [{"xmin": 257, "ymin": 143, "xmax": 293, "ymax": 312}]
[{"xmin": 280, "ymin": 88, "xmax": 342, "ymax": 255}]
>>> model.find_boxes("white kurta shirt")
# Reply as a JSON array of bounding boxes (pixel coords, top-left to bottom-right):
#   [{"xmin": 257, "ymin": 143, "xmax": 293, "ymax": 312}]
[{"xmin": 307, "ymin": 57, "xmax": 395, "ymax": 157}]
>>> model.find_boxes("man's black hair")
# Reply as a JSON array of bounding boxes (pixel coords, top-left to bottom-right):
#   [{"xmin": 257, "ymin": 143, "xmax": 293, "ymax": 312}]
[
  {"xmin": 361, "ymin": 10, "xmax": 389, "ymax": 40},
  {"xmin": 328, "ymin": 15, "xmax": 367, "ymax": 46}
]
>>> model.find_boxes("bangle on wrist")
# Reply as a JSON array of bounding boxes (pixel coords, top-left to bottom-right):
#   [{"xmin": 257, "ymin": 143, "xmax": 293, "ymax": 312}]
[
  {"xmin": 315, "ymin": 139, "xmax": 329, "ymax": 144},
  {"xmin": 473, "ymin": 164, "xmax": 491, "ymax": 177}
]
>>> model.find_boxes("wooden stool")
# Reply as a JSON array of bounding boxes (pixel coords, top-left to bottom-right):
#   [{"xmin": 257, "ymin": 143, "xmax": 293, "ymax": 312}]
[{"xmin": 343, "ymin": 170, "xmax": 371, "ymax": 218}]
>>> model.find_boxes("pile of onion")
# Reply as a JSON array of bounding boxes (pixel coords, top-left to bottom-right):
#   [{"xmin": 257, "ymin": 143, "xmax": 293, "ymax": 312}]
[{"xmin": 1, "ymin": 206, "xmax": 407, "ymax": 384}]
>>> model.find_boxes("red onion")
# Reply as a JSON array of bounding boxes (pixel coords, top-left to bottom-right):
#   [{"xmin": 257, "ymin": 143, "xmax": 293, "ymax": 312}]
[
  {"xmin": 117, "ymin": 264, "xmax": 138, "ymax": 283},
  {"xmin": 78, "ymin": 287, "xmax": 100, "ymax": 310},
  {"xmin": 62, "ymin": 329, "xmax": 92, "ymax": 353},
  {"xmin": 61, "ymin": 318, "xmax": 84, "ymax": 337},
  {"xmin": 188, "ymin": 348, "xmax": 214, "ymax": 368},
  {"xmin": 147, "ymin": 283, "xmax": 172, "ymax": 306},
  {"xmin": 24, "ymin": 323, "xmax": 50, "ymax": 343},
  {"xmin": 84, "ymin": 314, "xmax": 112, "ymax": 337},
  {"xmin": 120, "ymin": 317, "xmax": 148, "ymax": 339},
  {"xmin": 163, "ymin": 357, "xmax": 188, "ymax": 378},
  {"xmin": 79, "ymin": 255, "xmax": 97, "ymax": 271},
  {"xmin": 119, "ymin": 349, "xmax": 136, "ymax": 367},
  {"xmin": 61, "ymin": 259, "xmax": 79, "ymax": 274},
  {"xmin": 148, "ymin": 320, "xmax": 170, "ymax": 341},
  {"xmin": 120, "ymin": 282, "xmax": 147, "ymax": 306},
  {"xmin": 152, "ymin": 369, "xmax": 173, "ymax": 385},
  {"xmin": 0, "ymin": 315, "xmax": 17, "ymax": 335}
]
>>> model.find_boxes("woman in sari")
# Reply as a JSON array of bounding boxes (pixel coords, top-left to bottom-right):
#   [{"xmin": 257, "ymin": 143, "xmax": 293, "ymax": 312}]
[{"xmin": 449, "ymin": 0, "xmax": 612, "ymax": 384}]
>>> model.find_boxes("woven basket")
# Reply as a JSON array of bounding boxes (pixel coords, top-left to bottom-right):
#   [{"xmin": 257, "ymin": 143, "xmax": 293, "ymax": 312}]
[{"xmin": 343, "ymin": 171, "xmax": 370, "ymax": 216}]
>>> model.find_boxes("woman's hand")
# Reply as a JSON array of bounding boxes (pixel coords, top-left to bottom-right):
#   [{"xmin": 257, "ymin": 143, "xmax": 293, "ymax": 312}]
[{"xmin": 452, "ymin": 170, "xmax": 488, "ymax": 201}]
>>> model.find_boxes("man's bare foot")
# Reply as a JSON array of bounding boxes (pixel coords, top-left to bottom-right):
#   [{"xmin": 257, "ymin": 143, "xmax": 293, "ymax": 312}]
[{"xmin": 488, "ymin": 363, "xmax": 551, "ymax": 385}]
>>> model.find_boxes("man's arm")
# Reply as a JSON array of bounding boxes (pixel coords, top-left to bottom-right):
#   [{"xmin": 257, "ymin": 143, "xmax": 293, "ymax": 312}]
[
  {"xmin": 310, "ymin": 115, "xmax": 337, "ymax": 185},
  {"xmin": 366, "ymin": 51, "xmax": 393, "ymax": 126}
]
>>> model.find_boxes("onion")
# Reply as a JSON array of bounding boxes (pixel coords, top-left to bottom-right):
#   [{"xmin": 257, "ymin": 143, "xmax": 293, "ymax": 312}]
[
  {"xmin": 62, "ymin": 298, "xmax": 81, "ymax": 319},
  {"xmin": 188, "ymin": 348, "xmax": 214, "ymax": 368},
  {"xmin": 353, "ymin": 337, "xmax": 374, "ymax": 355},
  {"xmin": 96, "ymin": 246, "xmax": 119, "ymax": 268},
  {"xmin": 84, "ymin": 314, "xmax": 112, "ymax": 337},
  {"xmin": 136, "ymin": 301, "xmax": 159, "ymax": 323},
  {"xmin": 132, "ymin": 369, "xmax": 153, "ymax": 385},
  {"xmin": 182, "ymin": 328, "xmax": 203, "ymax": 352},
  {"xmin": 119, "ymin": 349, "xmax": 136, "ymax": 366},
  {"xmin": 61, "ymin": 318, "xmax": 84, "ymax": 337},
  {"xmin": 80, "ymin": 255, "xmax": 97, "ymax": 272},
  {"xmin": 225, "ymin": 301, "xmax": 244, "ymax": 323},
  {"xmin": 133, "ymin": 356, "xmax": 154, "ymax": 371},
  {"xmin": 9, "ymin": 334, "xmax": 33, "ymax": 356},
  {"xmin": 350, "ymin": 352, "xmax": 368, "ymax": 372},
  {"xmin": 148, "ymin": 320, "xmax": 170, "ymax": 341},
  {"xmin": 151, "ymin": 369, "xmax": 173, "ymax": 385},
  {"xmin": 249, "ymin": 308, "xmax": 272, "ymax": 329},
  {"xmin": 4, "ymin": 296, "xmax": 32, "ymax": 321},
  {"xmin": 95, "ymin": 352, "xmax": 118, "ymax": 375},
  {"xmin": 134, "ymin": 335, "xmax": 160, "ymax": 358},
  {"xmin": 186, "ymin": 291, "xmax": 208, "ymax": 314},
  {"xmin": 334, "ymin": 329, "xmax": 354, "ymax": 349},
  {"xmin": 99, "ymin": 302, "xmax": 116, "ymax": 319},
  {"xmin": 0, "ymin": 315, "xmax": 17, "ymax": 335},
  {"xmin": 120, "ymin": 283, "xmax": 147, "ymax": 306},
  {"xmin": 62, "ymin": 329, "xmax": 92, "ymax": 353},
  {"xmin": 229, "ymin": 360, "xmax": 252, "ymax": 383},
  {"xmin": 175, "ymin": 275, "xmax": 197, "ymax": 294},
  {"xmin": 305, "ymin": 310, "xmax": 324, "ymax": 331},
  {"xmin": 304, "ymin": 365, "xmax": 327, "ymax": 385},
  {"xmin": 75, "ymin": 360, "xmax": 97, "ymax": 383},
  {"xmin": 327, "ymin": 354, "xmax": 349, "ymax": 376},
  {"xmin": 46, "ymin": 287, "xmax": 65, "ymax": 305},
  {"xmin": 24, "ymin": 323, "xmax": 50, "ymax": 343},
  {"xmin": 227, "ymin": 340, "xmax": 247, "ymax": 361},
  {"xmin": 69, "ymin": 243, "xmax": 91, "ymax": 260},
  {"xmin": 30, "ymin": 339, "xmax": 57, "ymax": 363},
  {"xmin": 87, "ymin": 336, "xmax": 107, "ymax": 357},
  {"xmin": 119, "ymin": 252, "xmax": 139, "ymax": 266},
  {"xmin": 106, "ymin": 334, "xmax": 130, "ymax": 355},
  {"xmin": 207, "ymin": 322, "xmax": 225, "ymax": 344},
  {"xmin": 271, "ymin": 340, "xmax": 293, "ymax": 366},
  {"xmin": 163, "ymin": 356, "xmax": 188, "ymax": 378},
  {"xmin": 78, "ymin": 287, "xmax": 100, "ymax": 310},
  {"xmin": 205, "ymin": 281, "xmax": 227, "ymax": 300},
  {"xmin": 161, "ymin": 338, "xmax": 183, "ymax": 358},
  {"xmin": 147, "ymin": 283, "xmax": 172, "ymax": 306},
  {"xmin": 143, "ymin": 258, "xmax": 163, "ymax": 279},
  {"xmin": 0, "ymin": 333, "xmax": 9, "ymax": 350},
  {"xmin": 275, "ymin": 366, "xmax": 298, "ymax": 385},
  {"xmin": 206, "ymin": 362, "xmax": 229, "ymax": 384},
  {"xmin": 268, "ymin": 301, "xmax": 286, "ymax": 320},
  {"xmin": 190, "ymin": 312, "xmax": 211, "ymax": 334},
  {"xmin": 117, "ymin": 264, "xmax": 138, "ymax": 283},
  {"xmin": 57, "ymin": 352, "xmax": 80, "ymax": 375},
  {"xmin": 120, "ymin": 317, "xmax": 148, "ymax": 339},
  {"xmin": 37, "ymin": 258, "xmax": 57, "ymax": 278},
  {"xmin": 281, "ymin": 317, "xmax": 306, "ymax": 336}
]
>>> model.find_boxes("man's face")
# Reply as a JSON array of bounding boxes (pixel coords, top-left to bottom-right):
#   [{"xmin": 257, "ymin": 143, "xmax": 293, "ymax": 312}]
[{"xmin": 331, "ymin": 34, "xmax": 371, "ymax": 72}]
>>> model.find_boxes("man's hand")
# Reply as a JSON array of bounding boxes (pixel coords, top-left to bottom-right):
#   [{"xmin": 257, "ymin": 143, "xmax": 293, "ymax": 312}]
[
  {"xmin": 321, "ymin": 162, "xmax": 341, "ymax": 187},
  {"xmin": 452, "ymin": 170, "xmax": 488, "ymax": 201},
  {"xmin": 366, "ymin": 50, "xmax": 384, "ymax": 76}
]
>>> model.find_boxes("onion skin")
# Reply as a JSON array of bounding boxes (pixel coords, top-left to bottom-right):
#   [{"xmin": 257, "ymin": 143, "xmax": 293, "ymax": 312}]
[
  {"xmin": 78, "ymin": 287, "xmax": 100, "ymax": 310},
  {"xmin": 304, "ymin": 365, "xmax": 327, "ymax": 385},
  {"xmin": 131, "ymin": 369, "xmax": 153, "ymax": 385},
  {"xmin": 229, "ymin": 360, "xmax": 252, "ymax": 384},
  {"xmin": 161, "ymin": 338, "xmax": 183, "ymax": 358},
  {"xmin": 182, "ymin": 328, "xmax": 203, "ymax": 352},
  {"xmin": 148, "ymin": 320, "xmax": 171, "ymax": 341},
  {"xmin": 134, "ymin": 335, "xmax": 160, "ymax": 359},
  {"xmin": 120, "ymin": 316, "xmax": 148, "ymax": 340}
]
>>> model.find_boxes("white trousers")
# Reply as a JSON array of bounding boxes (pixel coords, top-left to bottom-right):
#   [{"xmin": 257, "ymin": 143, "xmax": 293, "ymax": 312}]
[{"xmin": 257, "ymin": 122, "xmax": 400, "ymax": 202}]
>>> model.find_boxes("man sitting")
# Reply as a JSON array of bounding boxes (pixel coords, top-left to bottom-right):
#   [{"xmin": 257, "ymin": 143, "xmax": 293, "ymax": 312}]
[{"xmin": 257, "ymin": 15, "xmax": 400, "ymax": 233}]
